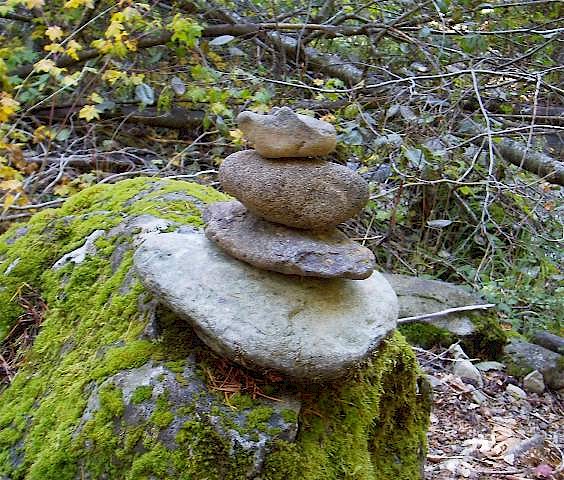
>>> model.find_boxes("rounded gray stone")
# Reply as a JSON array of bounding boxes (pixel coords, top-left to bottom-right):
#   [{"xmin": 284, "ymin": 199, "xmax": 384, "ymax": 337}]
[
  {"xmin": 203, "ymin": 200, "xmax": 375, "ymax": 279},
  {"xmin": 237, "ymin": 107, "xmax": 336, "ymax": 158},
  {"xmin": 219, "ymin": 150, "xmax": 369, "ymax": 230},
  {"xmin": 523, "ymin": 370, "xmax": 545, "ymax": 394},
  {"xmin": 133, "ymin": 231, "xmax": 398, "ymax": 381}
]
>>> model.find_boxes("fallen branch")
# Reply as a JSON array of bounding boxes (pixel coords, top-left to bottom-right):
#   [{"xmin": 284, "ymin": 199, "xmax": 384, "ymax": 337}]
[
  {"xmin": 11, "ymin": 21, "xmax": 391, "ymax": 78},
  {"xmin": 460, "ymin": 119, "xmax": 564, "ymax": 186},
  {"xmin": 115, "ymin": 106, "xmax": 205, "ymax": 129},
  {"xmin": 397, "ymin": 303, "xmax": 496, "ymax": 324},
  {"xmin": 35, "ymin": 105, "xmax": 205, "ymax": 129},
  {"xmin": 208, "ymin": 6, "xmax": 366, "ymax": 85},
  {"xmin": 0, "ymin": 212, "xmax": 33, "ymax": 222},
  {"xmin": 1, "ymin": 199, "xmax": 64, "ymax": 211}
]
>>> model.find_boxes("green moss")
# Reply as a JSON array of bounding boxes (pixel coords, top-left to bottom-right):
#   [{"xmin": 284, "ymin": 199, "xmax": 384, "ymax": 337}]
[
  {"xmin": 398, "ymin": 322, "xmax": 455, "ymax": 349},
  {"xmin": 164, "ymin": 359, "xmax": 186, "ymax": 373},
  {"xmin": 467, "ymin": 312, "xmax": 507, "ymax": 359},
  {"xmin": 150, "ymin": 393, "xmax": 174, "ymax": 428},
  {"xmin": 261, "ymin": 332, "xmax": 430, "ymax": 480},
  {"xmin": 0, "ymin": 427, "xmax": 20, "ymax": 446},
  {"xmin": 246, "ymin": 407, "xmax": 274, "ymax": 432},
  {"xmin": 131, "ymin": 386, "xmax": 153, "ymax": 405},
  {"xmin": 229, "ymin": 393, "xmax": 255, "ymax": 410},
  {"xmin": 0, "ymin": 178, "xmax": 430, "ymax": 479},
  {"xmin": 281, "ymin": 409, "xmax": 298, "ymax": 424},
  {"xmin": 399, "ymin": 312, "xmax": 508, "ymax": 359}
]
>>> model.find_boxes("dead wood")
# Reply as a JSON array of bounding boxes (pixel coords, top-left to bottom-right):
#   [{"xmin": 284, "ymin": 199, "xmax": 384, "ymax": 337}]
[
  {"xmin": 35, "ymin": 105, "xmax": 205, "ymax": 130},
  {"xmin": 460, "ymin": 119, "xmax": 564, "ymax": 186}
]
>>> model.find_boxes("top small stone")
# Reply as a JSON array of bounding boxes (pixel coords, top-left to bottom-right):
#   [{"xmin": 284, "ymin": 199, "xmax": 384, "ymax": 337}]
[{"xmin": 237, "ymin": 107, "xmax": 337, "ymax": 158}]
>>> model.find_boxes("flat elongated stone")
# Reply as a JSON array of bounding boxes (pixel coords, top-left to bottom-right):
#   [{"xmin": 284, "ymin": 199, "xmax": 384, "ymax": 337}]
[
  {"xmin": 219, "ymin": 150, "xmax": 369, "ymax": 230},
  {"xmin": 237, "ymin": 107, "xmax": 336, "ymax": 158},
  {"xmin": 134, "ymin": 231, "xmax": 398, "ymax": 381},
  {"xmin": 204, "ymin": 201, "xmax": 375, "ymax": 279}
]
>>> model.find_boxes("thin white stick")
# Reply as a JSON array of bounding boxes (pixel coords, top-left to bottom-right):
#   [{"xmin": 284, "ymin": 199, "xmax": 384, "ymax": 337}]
[{"xmin": 397, "ymin": 303, "xmax": 496, "ymax": 324}]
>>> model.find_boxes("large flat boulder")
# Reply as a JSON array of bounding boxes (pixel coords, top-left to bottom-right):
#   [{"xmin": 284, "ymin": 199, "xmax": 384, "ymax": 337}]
[
  {"xmin": 384, "ymin": 274, "xmax": 481, "ymax": 337},
  {"xmin": 134, "ymin": 231, "xmax": 398, "ymax": 381},
  {"xmin": 385, "ymin": 274, "xmax": 507, "ymax": 357},
  {"xmin": 504, "ymin": 340, "xmax": 564, "ymax": 390}
]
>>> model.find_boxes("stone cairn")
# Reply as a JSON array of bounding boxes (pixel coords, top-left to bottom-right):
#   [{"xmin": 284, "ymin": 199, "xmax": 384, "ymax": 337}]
[
  {"xmin": 134, "ymin": 106, "xmax": 398, "ymax": 381},
  {"xmin": 204, "ymin": 106, "xmax": 376, "ymax": 280}
]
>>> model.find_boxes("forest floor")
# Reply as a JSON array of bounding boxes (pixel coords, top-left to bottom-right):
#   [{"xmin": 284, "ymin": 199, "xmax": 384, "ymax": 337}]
[{"xmin": 418, "ymin": 348, "xmax": 563, "ymax": 480}]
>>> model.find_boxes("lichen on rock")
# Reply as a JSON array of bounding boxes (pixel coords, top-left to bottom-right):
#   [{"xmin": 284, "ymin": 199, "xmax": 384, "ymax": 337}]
[{"xmin": 0, "ymin": 178, "xmax": 430, "ymax": 479}]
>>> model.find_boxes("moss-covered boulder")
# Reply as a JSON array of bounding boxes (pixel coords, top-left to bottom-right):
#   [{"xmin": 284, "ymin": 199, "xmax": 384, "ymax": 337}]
[
  {"xmin": 0, "ymin": 178, "xmax": 430, "ymax": 480},
  {"xmin": 385, "ymin": 274, "xmax": 507, "ymax": 358}
]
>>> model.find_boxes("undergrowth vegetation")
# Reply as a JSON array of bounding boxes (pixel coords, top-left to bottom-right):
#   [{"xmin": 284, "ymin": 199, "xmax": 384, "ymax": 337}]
[{"xmin": 0, "ymin": 0, "xmax": 562, "ymax": 335}]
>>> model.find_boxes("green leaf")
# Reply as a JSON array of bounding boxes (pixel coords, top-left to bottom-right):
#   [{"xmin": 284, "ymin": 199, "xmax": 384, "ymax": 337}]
[
  {"xmin": 135, "ymin": 83, "xmax": 154, "ymax": 105},
  {"xmin": 458, "ymin": 35, "xmax": 488, "ymax": 54},
  {"xmin": 170, "ymin": 14, "xmax": 203, "ymax": 48},
  {"xmin": 340, "ymin": 128, "xmax": 363, "ymax": 146},
  {"xmin": 209, "ymin": 35, "xmax": 235, "ymax": 46},
  {"xmin": 458, "ymin": 186, "xmax": 474, "ymax": 196}
]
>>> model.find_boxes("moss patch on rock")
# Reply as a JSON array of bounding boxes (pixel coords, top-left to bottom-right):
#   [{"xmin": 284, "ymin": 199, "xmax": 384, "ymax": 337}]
[
  {"xmin": 0, "ymin": 178, "xmax": 430, "ymax": 479},
  {"xmin": 399, "ymin": 312, "xmax": 507, "ymax": 359},
  {"xmin": 263, "ymin": 333, "xmax": 431, "ymax": 480},
  {"xmin": 398, "ymin": 322, "xmax": 456, "ymax": 349},
  {"xmin": 467, "ymin": 312, "xmax": 507, "ymax": 359}
]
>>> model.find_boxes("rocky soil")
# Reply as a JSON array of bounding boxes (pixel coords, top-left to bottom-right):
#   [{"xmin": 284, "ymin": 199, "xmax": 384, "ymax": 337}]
[{"xmin": 420, "ymin": 346, "xmax": 563, "ymax": 480}]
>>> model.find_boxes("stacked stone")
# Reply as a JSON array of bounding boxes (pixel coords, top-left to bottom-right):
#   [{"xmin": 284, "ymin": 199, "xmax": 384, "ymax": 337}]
[{"xmin": 204, "ymin": 107, "xmax": 376, "ymax": 280}]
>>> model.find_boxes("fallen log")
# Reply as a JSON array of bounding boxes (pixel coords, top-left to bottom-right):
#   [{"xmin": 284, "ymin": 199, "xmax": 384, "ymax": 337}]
[
  {"xmin": 460, "ymin": 119, "xmax": 564, "ymax": 186},
  {"xmin": 35, "ymin": 105, "xmax": 205, "ymax": 129}
]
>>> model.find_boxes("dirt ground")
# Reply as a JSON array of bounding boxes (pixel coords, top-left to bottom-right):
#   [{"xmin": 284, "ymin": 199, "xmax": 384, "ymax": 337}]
[{"xmin": 418, "ymin": 348, "xmax": 563, "ymax": 480}]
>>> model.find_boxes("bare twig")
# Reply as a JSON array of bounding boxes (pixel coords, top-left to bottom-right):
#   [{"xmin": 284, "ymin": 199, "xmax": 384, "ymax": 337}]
[{"xmin": 398, "ymin": 304, "xmax": 497, "ymax": 324}]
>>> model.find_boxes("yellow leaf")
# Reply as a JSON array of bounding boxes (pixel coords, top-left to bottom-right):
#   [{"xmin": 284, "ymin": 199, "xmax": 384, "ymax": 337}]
[
  {"xmin": 130, "ymin": 74, "xmax": 145, "ymax": 86},
  {"xmin": 91, "ymin": 39, "xmax": 111, "ymax": 53},
  {"xmin": 62, "ymin": 72, "xmax": 81, "ymax": 87},
  {"xmin": 105, "ymin": 21, "xmax": 124, "ymax": 39},
  {"xmin": 102, "ymin": 69, "xmax": 124, "ymax": 85},
  {"xmin": 89, "ymin": 92, "xmax": 104, "ymax": 104},
  {"xmin": 64, "ymin": 0, "xmax": 94, "ymax": 8},
  {"xmin": 34, "ymin": 58, "xmax": 56, "ymax": 73},
  {"xmin": 229, "ymin": 129, "xmax": 244, "ymax": 141},
  {"xmin": 0, "ymin": 179, "xmax": 22, "ymax": 191},
  {"xmin": 45, "ymin": 26, "xmax": 64, "ymax": 41},
  {"xmin": 25, "ymin": 0, "xmax": 45, "ymax": 9},
  {"xmin": 313, "ymin": 78, "xmax": 324, "ymax": 86},
  {"xmin": 65, "ymin": 40, "xmax": 82, "ymax": 60},
  {"xmin": 2, "ymin": 193, "xmax": 15, "ymax": 212},
  {"xmin": 125, "ymin": 39, "xmax": 137, "ymax": 52},
  {"xmin": 44, "ymin": 43, "xmax": 65, "ymax": 54},
  {"xmin": 33, "ymin": 126, "xmax": 55, "ymax": 143},
  {"xmin": 0, "ymin": 165, "xmax": 21, "ymax": 180},
  {"xmin": 78, "ymin": 105, "xmax": 100, "ymax": 122},
  {"xmin": 0, "ymin": 92, "xmax": 20, "ymax": 122},
  {"xmin": 320, "ymin": 113, "xmax": 336, "ymax": 123}
]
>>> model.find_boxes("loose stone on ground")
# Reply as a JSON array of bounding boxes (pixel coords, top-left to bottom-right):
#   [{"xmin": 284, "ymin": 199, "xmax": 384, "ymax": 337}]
[
  {"xmin": 523, "ymin": 370, "xmax": 545, "ymax": 394},
  {"xmin": 504, "ymin": 339, "xmax": 564, "ymax": 390}
]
